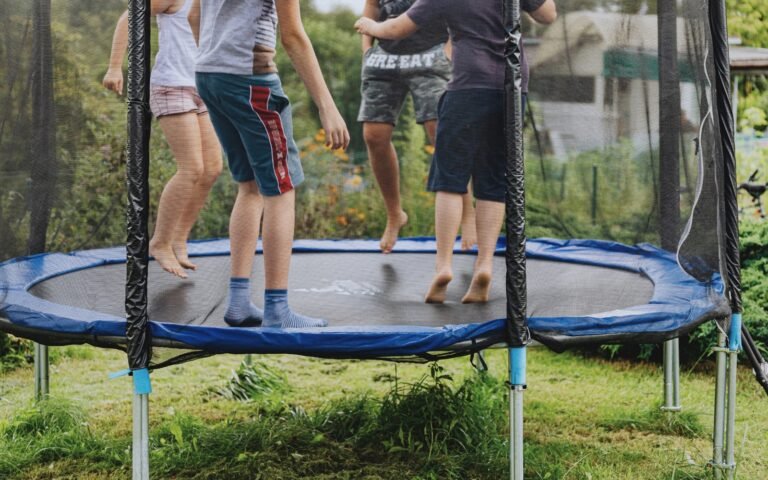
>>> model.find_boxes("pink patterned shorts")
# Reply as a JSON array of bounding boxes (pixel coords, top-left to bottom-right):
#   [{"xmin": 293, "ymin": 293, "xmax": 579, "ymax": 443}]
[{"xmin": 149, "ymin": 85, "xmax": 208, "ymax": 118}]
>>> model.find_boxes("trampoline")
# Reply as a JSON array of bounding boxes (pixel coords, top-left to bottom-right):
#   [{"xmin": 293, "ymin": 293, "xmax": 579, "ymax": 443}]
[
  {"xmin": 0, "ymin": 0, "xmax": 763, "ymax": 478},
  {"xmin": 1, "ymin": 238, "xmax": 729, "ymax": 359}
]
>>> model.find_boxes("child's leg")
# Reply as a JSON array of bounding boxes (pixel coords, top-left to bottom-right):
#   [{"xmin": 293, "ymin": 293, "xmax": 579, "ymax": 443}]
[
  {"xmin": 424, "ymin": 120, "xmax": 476, "ymax": 252},
  {"xmin": 171, "ymin": 113, "xmax": 223, "ymax": 270},
  {"xmin": 230, "ymin": 181, "xmax": 263, "ymax": 278},
  {"xmin": 224, "ymin": 180, "xmax": 264, "ymax": 326},
  {"xmin": 462, "ymin": 199, "xmax": 505, "ymax": 303},
  {"xmin": 260, "ymin": 190, "xmax": 326, "ymax": 328},
  {"xmin": 152, "ymin": 112, "xmax": 206, "ymax": 278},
  {"xmin": 425, "ymin": 191, "xmax": 463, "ymax": 304},
  {"xmin": 363, "ymin": 122, "xmax": 409, "ymax": 254},
  {"xmin": 460, "ymin": 184, "xmax": 477, "ymax": 250}
]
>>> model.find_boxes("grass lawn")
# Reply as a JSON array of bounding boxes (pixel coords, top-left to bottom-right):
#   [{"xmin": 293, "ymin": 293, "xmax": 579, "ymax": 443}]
[{"xmin": 0, "ymin": 345, "xmax": 766, "ymax": 479}]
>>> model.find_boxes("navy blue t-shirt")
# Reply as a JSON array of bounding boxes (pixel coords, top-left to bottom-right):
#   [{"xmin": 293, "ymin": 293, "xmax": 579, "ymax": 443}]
[
  {"xmin": 377, "ymin": 0, "xmax": 447, "ymax": 54},
  {"xmin": 407, "ymin": 0, "xmax": 546, "ymax": 91}
]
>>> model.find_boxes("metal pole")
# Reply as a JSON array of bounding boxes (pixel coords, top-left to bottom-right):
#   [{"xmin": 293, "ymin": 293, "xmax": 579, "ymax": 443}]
[
  {"xmin": 591, "ymin": 165, "xmax": 598, "ymax": 224},
  {"xmin": 725, "ymin": 312, "xmax": 742, "ymax": 478},
  {"xmin": 511, "ymin": 386, "xmax": 524, "ymax": 480},
  {"xmin": 125, "ymin": 0, "xmax": 153, "ymax": 477},
  {"xmin": 672, "ymin": 338, "xmax": 681, "ymax": 408},
  {"xmin": 712, "ymin": 330, "xmax": 727, "ymax": 478},
  {"xmin": 34, "ymin": 343, "xmax": 49, "ymax": 401},
  {"xmin": 509, "ymin": 347, "xmax": 526, "ymax": 480},
  {"xmin": 725, "ymin": 350, "xmax": 737, "ymax": 479},
  {"xmin": 133, "ymin": 393, "xmax": 150, "ymax": 480},
  {"xmin": 662, "ymin": 338, "xmax": 681, "ymax": 411}
]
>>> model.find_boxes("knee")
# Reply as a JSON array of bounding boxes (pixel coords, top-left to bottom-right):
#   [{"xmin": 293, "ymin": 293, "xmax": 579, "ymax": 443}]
[
  {"xmin": 201, "ymin": 162, "xmax": 223, "ymax": 188},
  {"xmin": 177, "ymin": 163, "xmax": 205, "ymax": 185},
  {"xmin": 363, "ymin": 127, "xmax": 392, "ymax": 151}
]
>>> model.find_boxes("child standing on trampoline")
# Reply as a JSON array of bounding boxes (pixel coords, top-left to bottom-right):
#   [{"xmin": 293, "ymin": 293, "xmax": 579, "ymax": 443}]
[
  {"xmin": 104, "ymin": 0, "xmax": 222, "ymax": 279},
  {"xmin": 189, "ymin": 0, "xmax": 350, "ymax": 328},
  {"xmin": 355, "ymin": 0, "xmax": 556, "ymax": 304}
]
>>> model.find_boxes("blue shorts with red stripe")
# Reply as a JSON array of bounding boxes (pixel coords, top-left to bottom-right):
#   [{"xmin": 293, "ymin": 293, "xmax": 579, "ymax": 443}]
[{"xmin": 196, "ymin": 72, "xmax": 303, "ymax": 196}]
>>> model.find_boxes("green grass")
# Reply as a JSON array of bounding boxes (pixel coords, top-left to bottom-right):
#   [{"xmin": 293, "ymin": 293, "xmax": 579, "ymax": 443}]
[{"xmin": 0, "ymin": 347, "xmax": 767, "ymax": 479}]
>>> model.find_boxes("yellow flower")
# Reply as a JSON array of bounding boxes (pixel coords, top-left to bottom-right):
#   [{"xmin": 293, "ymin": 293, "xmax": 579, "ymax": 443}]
[
  {"xmin": 333, "ymin": 149, "xmax": 349, "ymax": 161},
  {"xmin": 314, "ymin": 129, "xmax": 326, "ymax": 143},
  {"xmin": 336, "ymin": 215, "xmax": 348, "ymax": 226},
  {"xmin": 357, "ymin": 212, "xmax": 366, "ymax": 221},
  {"xmin": 424, "ymin": 145, "xmax": 435, "ymax": 155},
  {"xmin": 346, "ymin": 207, "xmax": 357, "ymax": 215}
]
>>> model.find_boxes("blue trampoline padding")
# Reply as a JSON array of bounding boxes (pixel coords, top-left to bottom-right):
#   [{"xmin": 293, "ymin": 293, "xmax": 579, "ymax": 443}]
[{"xmin": 0, "ymin": 238, "xmax": 728, "ymax": 357}]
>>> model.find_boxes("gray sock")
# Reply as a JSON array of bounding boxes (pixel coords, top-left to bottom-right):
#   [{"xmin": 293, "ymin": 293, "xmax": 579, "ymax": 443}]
[
  {"xmin": 262, "ymin": 289, "xmax": 328, "ymax": 328},
  {"xmin": 224, "ymin": 278, "xmax": 264, "ymax": 327}
]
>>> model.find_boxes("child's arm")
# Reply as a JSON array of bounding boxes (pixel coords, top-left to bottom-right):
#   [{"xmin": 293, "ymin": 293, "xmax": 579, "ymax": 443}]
[
  {"xmin": 528, "ymin": 0, "xmax": 557, "ymax": 24},
  {"xmin": 354, "ymin": 14, "xmax": 419, "ymax": 41},
  {"xmin": 103, "ymin": 10, "xmax": 129, "ymax": 94},
  {"xmin": 277, "ymin": 0, "xmax": 350, "ymax": 150},
  {"xmin": 102, "ymin": 0, "xmax": 179, "ymax": 95},
  {"xmin": 360, "ymin": 0, "xmax": 379, "ymax": 54}
]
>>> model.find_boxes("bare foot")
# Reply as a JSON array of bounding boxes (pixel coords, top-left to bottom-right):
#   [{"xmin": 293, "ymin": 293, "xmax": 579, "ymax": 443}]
[
  {"xmin": 462, "ymin": 270, "xmax": 492, "ymax": 303},
  {"xmin": 380, "ymin": 211, "xmax": 408, "ymax": 254},
  {"xmin": 425, "ymin": 270, "xmax": 453, "ymax": 304},
  {"xmin": 173, "ymin": 243, "xmax": 197, "ymax": 271},
  {"xmin": 460, "ymin": 221, "xmax": 477, "ymax": 251},
  {"xmin": 150, "ymin": 241, "xmax": 188, "ymax": 278}
]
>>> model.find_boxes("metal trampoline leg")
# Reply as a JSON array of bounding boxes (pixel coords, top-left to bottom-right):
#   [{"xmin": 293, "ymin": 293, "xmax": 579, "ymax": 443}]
[
  {"xmin": 34, "ymin": 343, "xmax": 49, "ymax": 402},
  {"xmin": 132, "ymin": 393, "xmax": 150, "ymax": 480},
  {"xmin": 725, "ymin": 313, "xmax": 741, "ymax": 479},
  {"xmin": 662, "ymin": 339, "xmax": 681, "ymax": 412},
  {"xmin": 509, "ymin": 347, "xmax": 526, "ymax": 480},
  {"xmin": 725, "ymin": 349, "xmax": 738, "ymax": 479},
  {"xmin": 712, "ymin": 330, "xmax": 727, "ymax": 479},
  {"xmin": 713, "ymin": 314, "xmax": 741, "ymax": 478}
]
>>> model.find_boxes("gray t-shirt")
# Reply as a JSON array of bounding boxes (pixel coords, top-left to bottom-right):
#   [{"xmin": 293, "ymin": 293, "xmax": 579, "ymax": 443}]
[
  {"xmin": 407, "ymin": 0, "xmax": 545, "ymax": 91},
  {"xmin": 377, "ymin": 0, "xmax": 448, "ymax": 55},
  {"xmin": 196, "ymin": 0, "xmax": 278, "ymax": 75}
]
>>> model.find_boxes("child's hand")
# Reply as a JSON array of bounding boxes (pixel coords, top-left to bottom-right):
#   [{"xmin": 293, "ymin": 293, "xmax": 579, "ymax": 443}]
[
  {"xmin": 354, "ymin": 17, "xmax": 377, "ymax": 36},
  {"xmin": 319, "ymin": 107, "xmax": 350, "ymax": 151},
  {"xmin": 103, "ymin": 68, "xmax": 124, "ymax": 95}
]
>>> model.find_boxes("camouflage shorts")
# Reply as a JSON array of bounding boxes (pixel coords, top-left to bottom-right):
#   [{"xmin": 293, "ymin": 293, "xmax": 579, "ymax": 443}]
[{"xmin": 358, "ymin": 43, "xmax": 451, "ymax": 125}]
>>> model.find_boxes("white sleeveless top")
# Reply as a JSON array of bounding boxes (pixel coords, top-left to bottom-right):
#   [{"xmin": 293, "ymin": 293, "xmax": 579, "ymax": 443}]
[{"xmin": 151, "ymin": 0, "xmax": 198, "ymax": 87}]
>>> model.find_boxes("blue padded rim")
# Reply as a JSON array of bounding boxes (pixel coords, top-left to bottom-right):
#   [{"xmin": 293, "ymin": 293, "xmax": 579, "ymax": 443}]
[{"xmin": 0, "ymin": 238, "xmax": 727, "ymax": 356}]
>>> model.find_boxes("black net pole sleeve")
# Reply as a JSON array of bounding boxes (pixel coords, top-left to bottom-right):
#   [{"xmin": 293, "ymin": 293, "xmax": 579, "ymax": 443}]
[
  {"xmin": 708, "ymin": 0, "xmax": 741, "ymax": 313},
  {"xmin": 27, "ymin": 0, "xmax": 57, "ymax": 256},
  {"xmin": 503, "ymin": 0, "xmax": 529, "ymax": 347},
  {"xmin": 125, "ymin": 0, "xmax": 152, "ymax": 371},
  {"xmin": 657, "ymin": 1, "xmax": 681, "ymax": 251}
]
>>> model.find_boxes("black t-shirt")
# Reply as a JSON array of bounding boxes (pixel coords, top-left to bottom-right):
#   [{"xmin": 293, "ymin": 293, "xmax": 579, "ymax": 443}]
[{"xmin": 376, "ymin": 0, "xmax": 448, "ymax": 54}]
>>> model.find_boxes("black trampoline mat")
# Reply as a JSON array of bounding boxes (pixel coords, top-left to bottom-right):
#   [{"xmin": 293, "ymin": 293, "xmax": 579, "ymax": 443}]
[{"xmin": 28, "ymin": 253, "xmax": 654, "ymax": 327}]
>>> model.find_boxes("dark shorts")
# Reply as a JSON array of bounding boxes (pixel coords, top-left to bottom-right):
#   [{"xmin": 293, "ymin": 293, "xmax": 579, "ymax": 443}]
[
  {"xmin": 357, "ymin": 43, "xmax": 451, "ymax": 125},
  {"xmin": 195, "ymin": 72, "xmax": 303, "ymax": 196},
  {"xmin": 428, "ymin": 90, "xmax": 527, "ymax": 203}
]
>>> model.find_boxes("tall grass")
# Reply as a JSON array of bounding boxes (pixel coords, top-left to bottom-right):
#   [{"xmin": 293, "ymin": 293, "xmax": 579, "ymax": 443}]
[{"xmin": 1, "ymin": 363, "xmax": 510, "ymax": 479}]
